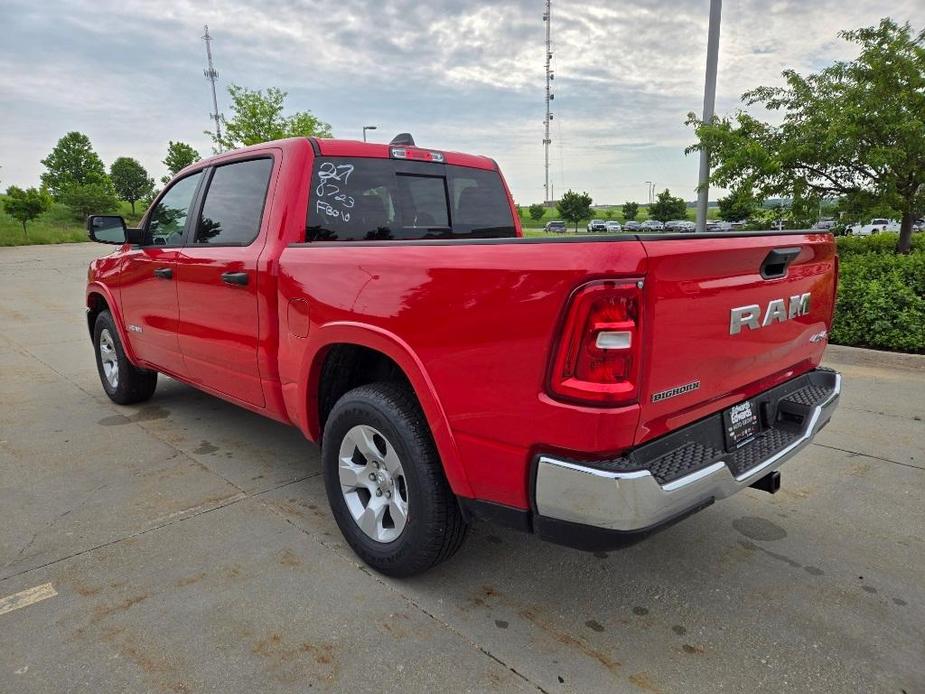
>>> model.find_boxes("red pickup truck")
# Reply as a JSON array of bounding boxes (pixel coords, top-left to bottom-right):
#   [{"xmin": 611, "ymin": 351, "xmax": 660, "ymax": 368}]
[{"xmin": 85, "ymin": 136, "xmax": 841, "ymax": 576}]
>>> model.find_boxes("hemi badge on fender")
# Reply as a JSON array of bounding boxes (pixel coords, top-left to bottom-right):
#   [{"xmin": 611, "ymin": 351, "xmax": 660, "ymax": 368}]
[{"xmin": 652, "ymin": 380, "xmax": 700, "ymax": 403}]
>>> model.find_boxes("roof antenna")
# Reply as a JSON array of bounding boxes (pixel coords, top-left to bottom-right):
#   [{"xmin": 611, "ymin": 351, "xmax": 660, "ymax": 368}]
[{"xmin": 390, "ymin": 133, "xmax": 415, "ymax": 146}]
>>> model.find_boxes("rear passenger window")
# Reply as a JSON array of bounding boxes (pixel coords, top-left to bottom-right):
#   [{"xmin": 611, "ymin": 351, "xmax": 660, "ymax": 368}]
[
  {"xmin": 306, "ymin": 157, "xmax": 515, "ymax": 242},
  {"xmin": 194, "ymin": 158, "xmax": 273, "ymax": 245},
  {"xmin": 448, "ymin": 169, "xmax": 517, "ymax": 237}
]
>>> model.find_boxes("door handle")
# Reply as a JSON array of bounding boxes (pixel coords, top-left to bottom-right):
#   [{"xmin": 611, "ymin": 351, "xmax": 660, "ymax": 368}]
[
  {"xmin": 153, "ymin": 267, "xmax": 173, "ymax": 279},
  {"xmin": 221, "ymin": 271, "xmax": 249, "ymax": 286}
]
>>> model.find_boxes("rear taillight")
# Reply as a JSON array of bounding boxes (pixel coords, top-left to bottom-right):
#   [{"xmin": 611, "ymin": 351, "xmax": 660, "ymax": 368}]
[{"xmin": 548, "ymin": 279, "xmax": 643, "ymax": 406}]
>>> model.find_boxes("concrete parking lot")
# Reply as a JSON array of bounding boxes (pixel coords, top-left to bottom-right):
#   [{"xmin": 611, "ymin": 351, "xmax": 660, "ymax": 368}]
[{"xmin": 1, "ymin": 243, "xmax": 922, "ymax": 693}]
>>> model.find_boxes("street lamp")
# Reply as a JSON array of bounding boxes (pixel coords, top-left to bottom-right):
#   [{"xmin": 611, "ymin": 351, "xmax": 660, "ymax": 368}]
[{"xmin": 362, "ymin": 125, "xmax": 378, "ymax": 142}]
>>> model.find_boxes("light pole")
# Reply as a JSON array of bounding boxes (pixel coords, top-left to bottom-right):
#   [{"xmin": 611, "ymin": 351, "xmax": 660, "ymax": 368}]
[
  {"xmin": 695, "ymin": 0, "xmax": 722, "ymax": 233},
  {"xmin": 645, "ymin": 181, "xmax": 653, "ymax": 204},
  {"xmin": 362, "ymin": 125, "xmax": 378, "ymax": 142}
]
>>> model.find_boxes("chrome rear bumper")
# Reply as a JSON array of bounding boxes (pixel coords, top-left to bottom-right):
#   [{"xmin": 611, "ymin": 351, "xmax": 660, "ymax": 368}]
[{"xmin": 534, "ymin": 369, "xmax": 840, "ymax": 534}]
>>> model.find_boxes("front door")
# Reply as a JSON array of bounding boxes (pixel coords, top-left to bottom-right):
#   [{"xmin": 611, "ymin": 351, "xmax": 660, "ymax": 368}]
[
  {"xmin": 120, "ymin": 171, "xmax": 204, "ymax": 372},
  {"xmin": 176, "ymin": 157, "xmax": 274, "ymax": 408}
]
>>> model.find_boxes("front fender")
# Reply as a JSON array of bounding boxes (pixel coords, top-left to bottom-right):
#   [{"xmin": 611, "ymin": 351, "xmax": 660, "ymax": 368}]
[
  {"xmin": 85, "ymin": 281, "xmax": 139, "ymax": 367},
  {"xmin": 291, "ymin": 321, "xmax": 473, "ymax": 499}
]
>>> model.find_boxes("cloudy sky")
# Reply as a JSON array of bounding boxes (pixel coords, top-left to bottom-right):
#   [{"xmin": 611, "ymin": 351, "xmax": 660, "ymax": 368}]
[{"xmin": 2, "ymin": 0, "xmax": 923, "ymax": 205}]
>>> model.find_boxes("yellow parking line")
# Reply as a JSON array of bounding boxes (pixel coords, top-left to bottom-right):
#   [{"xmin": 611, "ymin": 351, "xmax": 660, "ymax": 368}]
[{"xmin": 0, "ymin": 582, "xmax": 58, "ymax": 616}]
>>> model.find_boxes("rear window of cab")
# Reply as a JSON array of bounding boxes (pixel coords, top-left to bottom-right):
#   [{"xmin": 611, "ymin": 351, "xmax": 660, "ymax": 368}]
[{"xmin": 306, "ymin": 157, "xmax": 515, "ymax": 242}]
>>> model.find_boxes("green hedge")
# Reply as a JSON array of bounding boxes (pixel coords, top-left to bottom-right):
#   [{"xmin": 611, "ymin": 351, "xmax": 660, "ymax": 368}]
[
  {"xmin": 835, "ymin": 232, "xmax": 925, "ymax": 258},
  {"xmin": 830, "ymin": 234, "xmax": 925, "ymax": 353}
]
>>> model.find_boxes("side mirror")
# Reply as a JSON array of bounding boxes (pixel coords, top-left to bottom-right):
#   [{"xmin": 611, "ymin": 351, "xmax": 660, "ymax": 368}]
[
  {"xmin": 87, "ymin": 215, "xmax": 145, "ymax": 245},
  {"xmin": 87, "ymin": 215, "xmax": 127, "ymax": 244}
]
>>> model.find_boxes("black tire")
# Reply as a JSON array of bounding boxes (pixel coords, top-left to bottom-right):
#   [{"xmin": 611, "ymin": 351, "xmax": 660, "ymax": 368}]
[
  {"xmin": 322, "ymin": 382, "xmax": 467, "ymax": 577},
  {"xmin": 93, "ymin": 310, "xmax": 157, "ymax": 405}
]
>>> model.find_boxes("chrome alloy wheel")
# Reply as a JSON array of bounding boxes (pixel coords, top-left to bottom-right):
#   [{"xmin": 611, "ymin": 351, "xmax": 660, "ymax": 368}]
[
  {"xmin": 99, "ymin": 328, "xmax": 119, "ymax": 389},
  {"xmin": 337, "ymin": 424, "xmax": 409, "ymax": 543}
]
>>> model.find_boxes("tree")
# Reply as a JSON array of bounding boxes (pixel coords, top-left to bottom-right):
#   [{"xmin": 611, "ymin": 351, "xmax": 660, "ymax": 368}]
[
  {"xmin": 162, "ymin": 141, "xmax": 200, "ymax": 183},
  {"xmin": 622, "ymin": 201, "xmax": 639, "ymax": 220},
  {"xmin": 528, "ymin": 203, "xmax": 546, "ymax": 221},
  {"xmin": 110, "ymin": 157, "xmax": 154, "ymax": 214},
  {"xmin": 717, "ymin": 186, "xmax": 760, "ymax": 222},
  {"xmin": 2, "ymin": 186, "xmax": 51, "ymax": 237},
  {"xmin": 208, "ymin": 85, "xmax": 333, "ymax": 151},
  {"xmin": 40, "ymin": 132, "xmax": 108, "ymax": 199},
  {"xmin": 556, "ymin": 190, "xmax": 593, "ymax": 232},
  {"xmin": 688, "ymin": 19, "xmax": 925, "ymax": 253},
  {"xmin": 60, "ymin": 182, "xmax": 118, "ymax": 220},
  {"xmin": 649, "ymin": 189, "xmax": 687, "ymax": 222}
]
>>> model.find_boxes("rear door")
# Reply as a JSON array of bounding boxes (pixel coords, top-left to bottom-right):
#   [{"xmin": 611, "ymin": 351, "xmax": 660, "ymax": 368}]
[
  {"xmin": 635, "ymin": 233, "xmax": 837, "ymax": 443},
  {"xmin": 176, "ymin": 156, "xmax": 275, "ymax": 407},
  {"xmin": 120, "ymin": 171, "xmax": 204, "ymax": 372}
]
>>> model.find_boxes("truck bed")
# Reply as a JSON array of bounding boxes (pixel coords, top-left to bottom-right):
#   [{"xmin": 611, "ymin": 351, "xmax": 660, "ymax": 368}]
[{"xmin": 277, "ymin": 231, "xmax": 837, "ymax": 510}]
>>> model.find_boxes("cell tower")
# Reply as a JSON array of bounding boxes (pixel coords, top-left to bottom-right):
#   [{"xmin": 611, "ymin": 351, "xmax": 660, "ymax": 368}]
[
  {"xmin": 202, "ymin": 25, "xmax": 223, "ymax": 149},
  {"xmin": 543, "ymin": 0, "xmax": 554, "ymax": 204}
]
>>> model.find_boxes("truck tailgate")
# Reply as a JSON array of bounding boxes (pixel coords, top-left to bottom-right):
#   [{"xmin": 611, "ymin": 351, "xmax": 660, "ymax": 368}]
[{"xmin": 635, "ymin": 233, "xmax": 837, "ymax": 444}]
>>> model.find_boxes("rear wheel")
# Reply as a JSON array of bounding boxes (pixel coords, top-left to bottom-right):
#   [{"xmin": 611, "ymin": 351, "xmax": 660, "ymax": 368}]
[
  {"xmin": 93, "ymin": 311, "xmax": 157, "ymax": 405},
  {"xmin": 322, "ymin": 382, "xmax": 467, "ymax": 577}
]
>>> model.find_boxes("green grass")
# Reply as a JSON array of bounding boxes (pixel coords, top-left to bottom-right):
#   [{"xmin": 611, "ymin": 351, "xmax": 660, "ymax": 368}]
[{"xmin": 1, "ymin": 199, "xmax": 144, "ymax": 247}]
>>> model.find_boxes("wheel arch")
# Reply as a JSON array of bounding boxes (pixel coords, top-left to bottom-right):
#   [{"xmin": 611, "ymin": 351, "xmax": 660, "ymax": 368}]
[
  {"xmin": 86, "ymin": 283, "xmax": 139, "ymax": 365},
  {"xmin": 300, "ymin": 323, "xmax": 473, "ymax": 499},
  {"xmin": 86, "ymin": 282, "xmax": 138, "ymax": 366}
]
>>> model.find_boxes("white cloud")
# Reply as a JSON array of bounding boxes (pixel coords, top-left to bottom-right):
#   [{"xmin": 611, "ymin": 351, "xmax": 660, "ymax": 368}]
[{"xmin": 1, "ymin": 0, "xmax": 923, "ymax": 204}]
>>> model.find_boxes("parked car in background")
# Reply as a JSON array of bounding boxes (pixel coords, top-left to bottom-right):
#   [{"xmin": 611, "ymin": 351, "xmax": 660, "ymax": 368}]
[
  {"xmin": 587, "ymin": 219, "xmax": 607, "ymax": 233},
  {"xmin": 640, "ymin": 220, "xmax": 664, "ymax": 231},
  {"xmin": 604, "ymin": 220, "xmax": 623, "ymax": 233},
  {"xmin": 848, "ymin": 218, "xmax": 899, "ymax": 236},
  {"xmin": 623, "ymin": 220, "xmax": 642, "ymax": 231},
  {"xmin": 665, "ymin": 220, "xmax": 695, "ymax": 233},
  {"xmin": 812, "ymin": 219, "xmax": 837, "ymax": 231},
  {"xmin": 545, "ymin": 220, "xmax": 567, "ymax": 233},
  {"xmin": 709, "ymin": 221, "xmax": 748, "ymax": 232}
]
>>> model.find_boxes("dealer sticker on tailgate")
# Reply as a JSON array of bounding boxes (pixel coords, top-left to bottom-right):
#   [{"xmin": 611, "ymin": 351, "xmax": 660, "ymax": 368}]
[{"xmin": 723, "ymin": 399, "xmax": 760, "ymax": 449}]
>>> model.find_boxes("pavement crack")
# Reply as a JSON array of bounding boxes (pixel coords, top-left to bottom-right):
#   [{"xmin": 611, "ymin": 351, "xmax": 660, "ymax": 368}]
[
  {"xmin": 0, "ymin": 475, "xmax": 313, "ymax": 585},
  {"xmin": 811, "ymin": 442, "xmax": 923, "ymax": 472},
  {"xmin": 4, "ymin": 532, "xmax": 38, "ymax": 570},
  {"xmin": 2, "ymin": 482, "xmax": 108, "ymax": 570},
  {"xmin": 264, "ymin": 506, "xmax": 549, "ymax": 693},
  {"xmin": 841, "ymin": 403, "xmax": 925, "ymax": 423},
  {"xmin": 15, "ymin": 344, "xmax": 252, "ymax": 496}
]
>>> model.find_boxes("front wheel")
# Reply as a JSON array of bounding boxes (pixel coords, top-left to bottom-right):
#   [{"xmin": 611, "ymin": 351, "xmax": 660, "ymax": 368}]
[
  {"xmin": 322, "ymin": 382, "xmax": 467, "ymax": 577},
  {"xmin": 93, "ymin": 311, "xmax": 157, "ymax": 405}
]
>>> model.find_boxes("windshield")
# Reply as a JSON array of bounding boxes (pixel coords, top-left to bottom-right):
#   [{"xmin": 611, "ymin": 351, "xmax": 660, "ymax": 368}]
[{"xmin": 306, "ymin": 157, "xmax": 515, "ymax": 242}]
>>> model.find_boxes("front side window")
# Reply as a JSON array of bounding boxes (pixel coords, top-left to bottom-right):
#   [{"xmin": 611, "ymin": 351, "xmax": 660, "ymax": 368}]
[
  {"xmin": 306, "ymin": 157, "xmax": 515, "ymax": 242},
  {"xmin": 195, "ymin": 158, "xmax": 273, "ymax": 245},
  {"xmin": 147, "ymin": 171, "xmax": 203, "ymax": 246}
]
